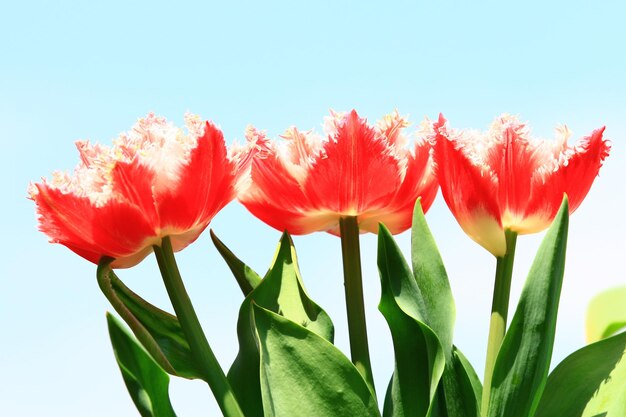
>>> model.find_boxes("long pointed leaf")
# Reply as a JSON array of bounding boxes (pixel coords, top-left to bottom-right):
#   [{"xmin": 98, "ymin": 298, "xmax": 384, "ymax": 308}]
[
  {"xmin": 488, "ymin": 197, "xmax": 569, "ymax": 417},
  {"xmin": 411, "ymin": 200, "xmax": 456, "ymax": 354},
  {"xmin": 211, "ymin": 229, "xmax": 262, "ymax": 296},
  {"xmin": 228, "ymin": 232, "xmax": 334, "ymax": 417},
  {"xmin": 534, "ymin": 331, "xmax": 626, "ymax": 417},
  {"xmin": 379, "ymin": 200, "xmax": 478, "ymax": 417},
  {"xmin": 107, "ymin": 313, "xmax": 177, "ymax": 417},
  {"xmin": 439, "ymin": 347, "xmax": 482, "ymax": 417},
  {"xmin": 97, "ymin": 258, "xmax": 200, "ymax": 379},
  {"xmin": 452, "ymin": 346, "xmax": 482, "ymax": 412},
  {"xmin": 414, "ymin": 200, "xmax": 480, "ymax": 417},
  {"xmin": 252, "ymin": 304, "xmax": 380, "ymax": 417},
  {"xmin": 378, "ymin": 223, "xmax": 446, "ymax": 417}
]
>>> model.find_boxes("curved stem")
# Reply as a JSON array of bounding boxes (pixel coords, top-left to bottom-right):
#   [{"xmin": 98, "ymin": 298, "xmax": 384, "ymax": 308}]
[
  {"xmin": 153, "ymin": 237, "xmax": 244, "ymax": 417},
  {"xmin": 339, "ymin": 216, "xmax": 376, "ymax": 396},
  {"xmin": 481, "ymin": 230, "xmax": 518, "ymax": 416}
]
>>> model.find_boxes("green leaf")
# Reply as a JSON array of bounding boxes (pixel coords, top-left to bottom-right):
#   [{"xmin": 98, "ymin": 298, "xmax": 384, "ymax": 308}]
[
  {"xmin": 378, "ymin": 223, "xmax": 445, "ymax": 417},
  {"xmin": 451, "ymin": 346, "xmax": 482, "ymax": 412},
  {"xmin": 97, "ymin": 258, "xmax": 201, "ymax": 380},
  {"xmin": 439, "ymin": 347, "xmax": 482, "ymax": 417},
  {"xmin": 534, "ymin": 331, "xmax": 626, "ymax": 417},
  {"xmin": 251, "ymin": 303, "xmax": 380, "ymax": 417},
  {"xmin": 228, "ymin": 232, "xmax": 334, "ymax": 417},
  {"xmin": 411, "ymin": 200, "xmax": 456, "ymax": 354},
  {"xmin": 106, "ymin": 312, "xmax": 177, "ymax": 417},
  {"xmin": 211, "ymin": 229, "xmax": 262, "ymax": 296},
  {"xmin": 586, "ymin": 285, "xmax": 626, "ymax": 344},
  {"xmin": 378, "ymin": 200, "xmax": 474, "ymax": 417},
  {"xmin": 487, "ymin": 197, "xmax": 569, "ymax": 417}
]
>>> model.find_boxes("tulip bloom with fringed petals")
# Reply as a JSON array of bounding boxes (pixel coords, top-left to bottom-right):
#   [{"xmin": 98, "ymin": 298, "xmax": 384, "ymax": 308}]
[
  {"xmin": 433, "ymin": 114, "xmax": 610, "ymax": 256},
  {"xmin": 30, "ymin": 113, "xmax": 242, "ymax": 268},
  {"xmin": 239, "ymin": 110, "xmax": 438, "ymax": 235}
]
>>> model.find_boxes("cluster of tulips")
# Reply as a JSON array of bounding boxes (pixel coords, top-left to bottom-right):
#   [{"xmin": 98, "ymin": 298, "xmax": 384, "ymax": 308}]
[{"xmin": 31, "ymin": 109, "xmax": 623, "ymax": 417}]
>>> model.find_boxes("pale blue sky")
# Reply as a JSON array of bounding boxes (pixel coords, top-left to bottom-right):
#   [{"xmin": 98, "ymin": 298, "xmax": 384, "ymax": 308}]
[{"xmin": 2, "ymin": 1, "xmax": 625, "ymax": 415}]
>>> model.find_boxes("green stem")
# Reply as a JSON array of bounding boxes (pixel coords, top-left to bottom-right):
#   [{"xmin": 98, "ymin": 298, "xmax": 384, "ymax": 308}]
[
  {"xmin": 339, "ymin": 216, "xmax": 376, "ymax": 395},
  {"xmin": 153, "ymin": 237, "xmax": 244, "ymax": 417},
  {"xmin": 481, "ymin": 230, "xmax": 518, "ymax": 417}
]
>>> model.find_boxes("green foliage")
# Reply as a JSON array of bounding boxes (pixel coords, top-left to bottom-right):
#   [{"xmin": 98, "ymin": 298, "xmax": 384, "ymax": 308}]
[
  {"xmin": 252, "ymin": 304, "xmax": 380, "ymax": 417},
  {"xmin": 377, "ymin": 200, "xmax": 480, "ymax": 417},
  {"xmin": 106, "ymin": 313, "xmax": 177, "ymax": 417},
  {"xmin": 378, "ymin": 223, "xmax": 446, "ymax": 417},
  {"xmin": 97, "ymin": 258, "xmax": 201, "ymax": 380},
  {"xmin": 534, "ymin": 331, "xmax": 626, "ymax": 417},
  {"xmin": 227, "ymin": 232, "xmax": 335, "ymax": 417},
  {"xmin": 450, "ymin": 347, "xmax": 483, "ymax": 413},
  {"xmin": 487, "ymin": 198, "xmax": 569, "ymax": 417},
  {"xmin": 211, "ymin": 230, "xmax": 262, "ymax": 295}
]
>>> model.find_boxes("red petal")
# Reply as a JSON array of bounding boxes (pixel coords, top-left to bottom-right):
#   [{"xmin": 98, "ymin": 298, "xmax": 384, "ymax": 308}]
[
  {"xmin": 560, "ymin": 127, "xmax": 610, "ymax": 212},
  {"xmin": 62, "ymin": 243, "xmax": 104, "ymax": 265},
  {"xmin": 111, "ymin": 160, "xmax": 159, "ymax": 227},
  {"xmin": 33, "ymin": 184, "xmax": 157, "ymax": 264},
  {"xmin": 91, "ymin": 200, "xmax": 159, "ymax": 259},
  {"xmin": 242, "ymin": 199, "xmax": 340, "ymax": 235},
  {"xmin": 359, "ymin": 141, "xmax": 438, "ymax": 234},
  {"xmin": 241, "ymin": 148, "xmax": 322, "ymax": 234},
  {"xmin": 521, "ymin": 127, "xmax": 609, "ymax": 235},
  {"xmin": 33, "ymin": 184, "xmax": 98, "ymax": 253},
  {"xmin": 394, "ymin": 141, "xmax": 439, "ymax": 213},
  {"xmin": 486, "ymin": 121, "xmax": 538, "ymax": 220},
  {"xmin": 303, "ymin": 110, "xmax": 401, "ymax": 214},
  {"xmin": 157, "ymin": 122, "xmax": 237, "ymax": 247},
  {"xmin": 434, "ymin": 117, "xmax": 506, "ymax": 256}
]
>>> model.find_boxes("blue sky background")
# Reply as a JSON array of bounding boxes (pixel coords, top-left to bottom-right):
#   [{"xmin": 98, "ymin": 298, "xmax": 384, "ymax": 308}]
[{"xmin": 2, "ymin": 1, "xmax": 625, "ymax": 415}]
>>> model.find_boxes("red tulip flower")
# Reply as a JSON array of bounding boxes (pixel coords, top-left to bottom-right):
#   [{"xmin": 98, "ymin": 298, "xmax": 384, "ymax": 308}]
[
  {"xmin": 239, "ymin": 109, "xmax": 438, "ymax": 392},
  {"xmin": 433, "ymin": 114, "xmax": 610, "ymax": 256},
  {"xmin": 30, "ymin": 113, "xmax": 242, "ymax": 268},
  {"xmin": 239, "ymin": 109, "xmax": 438, "ymax": 235}
]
